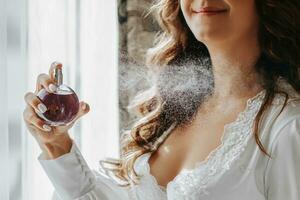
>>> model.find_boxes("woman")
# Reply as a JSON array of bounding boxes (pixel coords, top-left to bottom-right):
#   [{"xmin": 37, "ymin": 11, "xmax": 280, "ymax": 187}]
[{"xmin": 23, "ymin": 0, "xmax": 300, "ymax": 199}]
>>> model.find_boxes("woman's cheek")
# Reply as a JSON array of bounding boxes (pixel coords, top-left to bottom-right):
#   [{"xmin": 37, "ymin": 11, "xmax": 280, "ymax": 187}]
[{"xmin": 180, "ymin": 0, "xmax": 192, "ymax": 16}]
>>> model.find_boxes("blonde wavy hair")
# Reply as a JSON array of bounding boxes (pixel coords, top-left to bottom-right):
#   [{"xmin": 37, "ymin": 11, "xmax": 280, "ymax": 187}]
[{"xmin": 99, "ymin": 0, "xmax": 300, "ymax": 187}]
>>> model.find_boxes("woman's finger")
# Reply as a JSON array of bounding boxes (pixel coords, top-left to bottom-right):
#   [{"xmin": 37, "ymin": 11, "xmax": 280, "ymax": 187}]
[
  {"xmin": 24, "ymin": 92, "xmax": 48, "ymax": 113},
  {"xmin": 67, "ymin": 101, "xmax": 90, "ymax": 127},
  {"xmin": 23, "ymin": 106, "xmax": 52, "ymax": 132},
  {"xmin": 75, "ymin": 101, "xmax": 90, "ymax": 120},
  {"xmin": 35, "ymin": 73, "xmax": 57, "ymax": 94}
]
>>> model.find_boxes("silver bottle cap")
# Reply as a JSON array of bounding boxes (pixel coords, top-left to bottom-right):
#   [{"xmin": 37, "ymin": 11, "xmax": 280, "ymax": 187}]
[{"xmin": 52, "ymin": 62, "xmax": 63, "ymax": 86}]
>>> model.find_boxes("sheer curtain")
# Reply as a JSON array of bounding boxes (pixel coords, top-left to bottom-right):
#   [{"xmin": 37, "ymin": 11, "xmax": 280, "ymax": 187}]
[
  {"xmin": 0, "ymin": 1, "xmax": 9, "ymax": 199},
  {"xmin": 1, "ymin": 0, "xmax": 119, "ymax": 199}
]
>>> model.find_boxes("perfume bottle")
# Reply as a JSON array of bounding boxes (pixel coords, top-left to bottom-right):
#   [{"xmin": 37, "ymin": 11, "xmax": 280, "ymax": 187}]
[{"xmin": 36, "ymin": 64, "xmax": 80, "ymax": 126}]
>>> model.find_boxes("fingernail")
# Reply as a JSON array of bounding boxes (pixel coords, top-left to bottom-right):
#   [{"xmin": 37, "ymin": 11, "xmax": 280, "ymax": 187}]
[
  {"xmin": 38, "ymin": 103, "xmax": 47, "ymax": 113},
  {"xmin": 81, "ymin": 103, "xmax": 86, "ymax": 110},
  {"xmin": 49, "ymin": 84, "xmax": 57, "ymax": 93},
  {"xmin": 43, "ymin": 124, "xmax": 51, "ymax": 132}
]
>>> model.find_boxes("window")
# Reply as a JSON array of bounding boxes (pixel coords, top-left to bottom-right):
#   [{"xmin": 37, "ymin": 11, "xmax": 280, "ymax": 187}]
[{"xmin": 1, "ymin": 0, "xmax": 119, "ymax": 199}]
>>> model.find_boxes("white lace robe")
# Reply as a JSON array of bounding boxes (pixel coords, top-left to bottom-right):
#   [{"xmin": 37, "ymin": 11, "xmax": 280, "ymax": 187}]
[{"xmin": 38, "ymin": 77, "xmax": 300, "ymax": 200}]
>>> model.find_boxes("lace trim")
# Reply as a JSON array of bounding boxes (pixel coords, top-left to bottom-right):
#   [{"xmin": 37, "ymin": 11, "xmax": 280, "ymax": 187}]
[
  {"xmin": 132, "ymin": 76, "xmax": 299, "ymax": 198},
  {"xmin": 167, "ymin": 89, "xmax": 266, "ymax": 197},
  {"xmin": 132, "ymin": 88, "xmax": 267, "ymax": 196}
]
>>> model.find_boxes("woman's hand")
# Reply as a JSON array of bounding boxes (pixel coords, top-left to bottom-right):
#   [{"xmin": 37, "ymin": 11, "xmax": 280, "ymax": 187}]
[{"xmin": 23, "ymin": 62, "xmax": 90, "ymax": 159}]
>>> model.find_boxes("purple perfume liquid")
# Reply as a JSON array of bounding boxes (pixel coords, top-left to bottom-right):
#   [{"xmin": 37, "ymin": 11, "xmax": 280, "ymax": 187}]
[{"xmin": 37, "ymin": 87, "xmax": 79, "ymax": 126}]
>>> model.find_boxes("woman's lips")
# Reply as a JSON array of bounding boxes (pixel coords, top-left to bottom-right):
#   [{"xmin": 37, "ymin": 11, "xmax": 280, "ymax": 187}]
[{"xmin": 192, "ymin": 7, "xmax": 228, "ymax": 15}]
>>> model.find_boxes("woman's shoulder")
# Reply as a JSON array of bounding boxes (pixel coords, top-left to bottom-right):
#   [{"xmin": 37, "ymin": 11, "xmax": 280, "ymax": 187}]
[
  {"xmin": 263, "ymin": 77, "xmax": 300, "ymax": 150},
  {"xmin": 272, "ymin": 76, "xmax": 300, "ymax": 106},
  {"xmin": 272, "ymin": 77, "xmax": 300, "ymax": 111},
  {"xmin": 263, "ymin": 79, "xmax": 300, "ymax": 200}
]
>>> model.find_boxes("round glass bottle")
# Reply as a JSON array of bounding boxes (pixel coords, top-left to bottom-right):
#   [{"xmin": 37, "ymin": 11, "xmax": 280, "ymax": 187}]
[{"xmin": 36, "ymin": 64, "xmax": 80, "ymax": 126}]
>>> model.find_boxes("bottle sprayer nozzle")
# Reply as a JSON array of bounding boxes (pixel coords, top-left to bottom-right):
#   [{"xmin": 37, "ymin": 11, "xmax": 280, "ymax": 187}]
[{"xmin": 52, "ymin": 62, "xmax": 63, "ymax": 86}]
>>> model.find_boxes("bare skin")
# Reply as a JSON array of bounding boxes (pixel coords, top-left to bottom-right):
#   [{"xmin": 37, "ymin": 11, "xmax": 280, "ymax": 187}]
[{"xmin": 148, "ymin": 0, "xmax": 263, "ymax": 188}]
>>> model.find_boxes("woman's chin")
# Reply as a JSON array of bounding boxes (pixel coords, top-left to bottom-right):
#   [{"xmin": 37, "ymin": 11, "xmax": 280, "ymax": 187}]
[{"xmin": 193, "ymin": 30, "xmax": 229, "ymax": 45}]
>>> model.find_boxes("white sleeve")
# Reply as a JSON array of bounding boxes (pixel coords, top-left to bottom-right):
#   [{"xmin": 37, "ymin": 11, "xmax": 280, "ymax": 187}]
[
  {"xmin": 38, "ymin": 140, "xmax": 130, "ymax": 200},
  {"xmin": 265, "ymin": 116, "xmax": 300, "ymax": 200}
]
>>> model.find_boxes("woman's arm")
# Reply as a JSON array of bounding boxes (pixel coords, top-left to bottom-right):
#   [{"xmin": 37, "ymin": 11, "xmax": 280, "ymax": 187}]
[
  {"xmin": 38, "ymin": 140, "xmax": 130, "ymax": 200},
  {"xmin": 264, "ymin": 116, "xmax": 300, "ymax": 200}
]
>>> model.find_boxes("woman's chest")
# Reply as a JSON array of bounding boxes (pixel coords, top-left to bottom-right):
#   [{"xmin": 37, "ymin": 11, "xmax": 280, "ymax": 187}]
[
  {"xmin": 134, "ymin": 136, "xmax": 267, "ymax": 200},
  {"xmin": 132, "ymin": 90, "xmax": 287, "ymax": 199},
  {"xmin": 147, "ymin": 107, "xmax": 246, "ymax": 189},
  {"xmin": 147, "ymin": 122, "xmax": 226, "ymax": 188}
]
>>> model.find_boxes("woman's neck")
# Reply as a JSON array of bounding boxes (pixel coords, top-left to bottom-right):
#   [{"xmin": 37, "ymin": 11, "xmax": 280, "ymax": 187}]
[{"xmin": 205, "ymin": 35, "xmax": 263, "ymax": 100}]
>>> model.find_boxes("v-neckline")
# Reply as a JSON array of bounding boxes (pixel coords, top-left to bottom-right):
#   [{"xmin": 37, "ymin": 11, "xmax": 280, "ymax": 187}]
[{"xmin": 141, "ymin": 88, "xmax": 267, "ymax": 193}]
